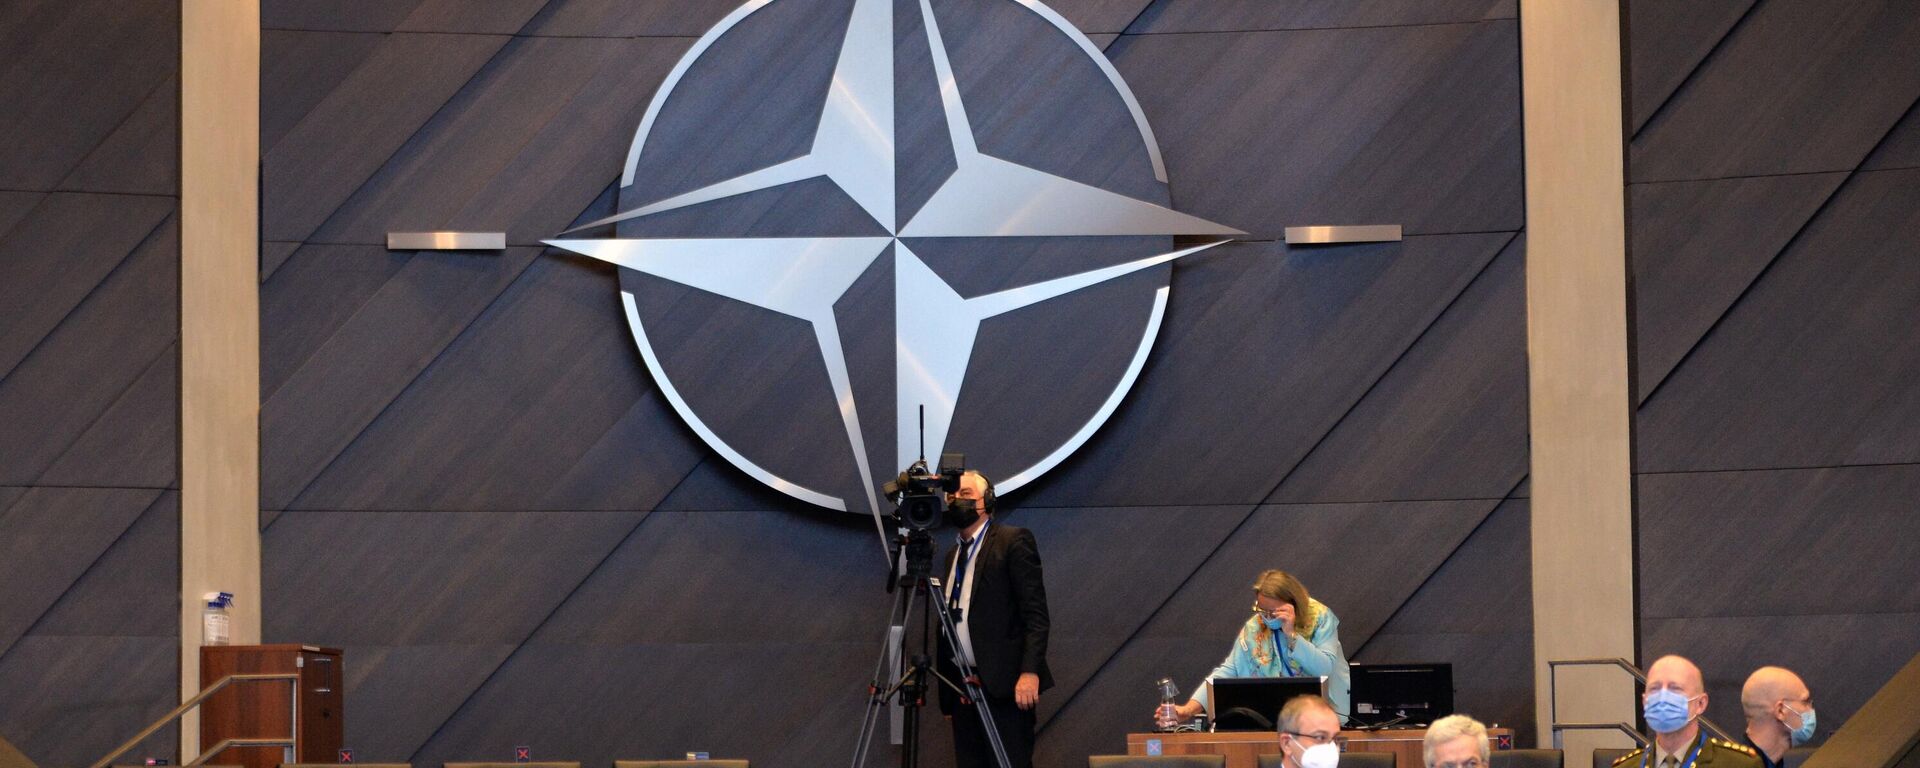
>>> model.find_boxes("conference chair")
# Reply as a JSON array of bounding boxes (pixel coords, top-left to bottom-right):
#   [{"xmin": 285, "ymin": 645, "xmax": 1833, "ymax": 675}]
[
  {"xmin": 1590, "ymin": 748, "xmax": 1632, "ymax": 768},
  {"xmin": 1490, "ymin": 749, "xmax": 1564, "ymax": 768},
  {"xmin": 615, "ymin": 762, "xmax": 748, "ymax": 768},
  {"xmin": 1088, "ymin": 756, "xmax": 1226, "ymax": 768},
  {"xmin": 1258, "ymin": 752, "xmax": 1394, "ymax": 768},
  {"xmin": 447, "ymin": 762, "xmax": 579, "ymax": 768}
]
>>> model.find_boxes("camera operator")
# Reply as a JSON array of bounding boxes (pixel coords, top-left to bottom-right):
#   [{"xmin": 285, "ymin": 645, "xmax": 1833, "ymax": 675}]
[{"xmin": 936, "ymin": 470, "xmax": 1052, "ymax": 768}]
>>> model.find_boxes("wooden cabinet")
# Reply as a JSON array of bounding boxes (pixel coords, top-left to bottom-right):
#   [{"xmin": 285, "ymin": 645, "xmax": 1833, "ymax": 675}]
[{"xmin": 199, "ymin": 645, "xmax": 343, "ymax": 768}]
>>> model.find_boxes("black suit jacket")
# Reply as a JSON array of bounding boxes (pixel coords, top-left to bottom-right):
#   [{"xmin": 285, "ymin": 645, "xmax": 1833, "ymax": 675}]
[{"xmin": 937, "ymin": 521, "xmax": 1053, "ymax": 711}]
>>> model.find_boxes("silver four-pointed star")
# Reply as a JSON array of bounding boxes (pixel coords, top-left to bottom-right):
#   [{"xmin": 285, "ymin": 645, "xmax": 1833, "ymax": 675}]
[{"xmin": 546, "ymin": 0, "xmax": 1241, "ymax": 545}]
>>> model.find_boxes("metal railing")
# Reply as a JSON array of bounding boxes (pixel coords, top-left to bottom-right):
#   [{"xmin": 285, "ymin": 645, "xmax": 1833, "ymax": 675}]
[
  {"xmin": 88, "ymin": 673, "xmax": 299, "ymax": 768},
  {"xmin": 1547, "ymin": 658, "xmax": 1737, "ymax": 749}
]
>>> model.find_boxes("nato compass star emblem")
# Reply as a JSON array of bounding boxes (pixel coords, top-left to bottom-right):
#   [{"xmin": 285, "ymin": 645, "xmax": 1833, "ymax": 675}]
[{"xmin": 545, "ymin": 0, "xmax": 1239, "ymax": 543}]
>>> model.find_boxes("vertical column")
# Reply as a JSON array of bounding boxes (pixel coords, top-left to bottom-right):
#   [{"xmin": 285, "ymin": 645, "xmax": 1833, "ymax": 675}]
[
  {"xmin": 1519, "ymin": 0, "xmax": 1639, "ymax": 758},
  {"xmin": 180, "ymin": 0, "xmax": 261, "ymax": 759}
]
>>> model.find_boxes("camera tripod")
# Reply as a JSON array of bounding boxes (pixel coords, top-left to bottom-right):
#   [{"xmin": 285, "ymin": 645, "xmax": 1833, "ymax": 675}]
[{"xmin": 850, "ymin": 550, "xmax": 1013, "ymax": 768}]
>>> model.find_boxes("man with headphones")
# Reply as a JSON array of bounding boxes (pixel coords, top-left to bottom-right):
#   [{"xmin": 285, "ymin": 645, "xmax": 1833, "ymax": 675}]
[{"xmin": 936, "ymin": 469, "xmax": 1053, "ymax": 768}]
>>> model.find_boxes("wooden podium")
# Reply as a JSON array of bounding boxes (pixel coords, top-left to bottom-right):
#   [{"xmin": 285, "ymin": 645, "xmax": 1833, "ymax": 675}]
[
  {"xmin": 200, "ymin": 645, "xmax": 343, "ymax": 768},
  {"xmin": 1127, "ymin": 728, "xmax": 1514, "ymax": 768}
]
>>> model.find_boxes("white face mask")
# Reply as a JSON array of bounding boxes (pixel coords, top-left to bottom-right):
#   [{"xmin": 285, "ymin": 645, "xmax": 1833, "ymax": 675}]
[{"xmin": 1296, "ymin": 742, "xmax": 1340, "ymax": 768}]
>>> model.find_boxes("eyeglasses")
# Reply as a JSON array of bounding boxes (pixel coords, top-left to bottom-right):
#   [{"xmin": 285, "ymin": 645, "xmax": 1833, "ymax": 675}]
[
  {"xmin": 1282, "ymin": 730, "xmax": 1336, "ymax": 745},
  {"xmin": 1434, "ymin": 759, "xmax": 1484, "ymax": 768},
  {"xmin": 1252, "ymin": 603, "xmax": 1291, "ymax": 620}
]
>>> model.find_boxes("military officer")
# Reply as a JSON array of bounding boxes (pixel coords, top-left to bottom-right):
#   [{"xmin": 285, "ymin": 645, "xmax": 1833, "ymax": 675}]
[{"xmin": 1613, "ymin": 655, "xmax": 1762, "ymax": 768}]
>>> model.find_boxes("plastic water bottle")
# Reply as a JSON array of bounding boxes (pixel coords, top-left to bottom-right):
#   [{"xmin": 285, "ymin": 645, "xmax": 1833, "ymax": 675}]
[
  {"xmin": 201, "ymin": 591, "xmax": 234, "ymax": 646},
  {"xmin": 1154, "ymin": 677, "xmax": 1182, "ymax": 731}
]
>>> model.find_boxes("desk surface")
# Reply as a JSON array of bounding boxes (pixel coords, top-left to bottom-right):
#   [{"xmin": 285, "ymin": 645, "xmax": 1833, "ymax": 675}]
[{"xmin": 1127, "ymin": 728, "xmax": 1514, "ymax": 768}]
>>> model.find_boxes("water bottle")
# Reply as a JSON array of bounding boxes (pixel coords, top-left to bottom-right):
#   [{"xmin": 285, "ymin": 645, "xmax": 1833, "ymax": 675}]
[
  {"xmin": 201, "ymin": 591, "xmax": 234, "ymax": 646},
  {"xmin": 1154, "ymin": 677, "xmax": 1181, "ymax": 731}
]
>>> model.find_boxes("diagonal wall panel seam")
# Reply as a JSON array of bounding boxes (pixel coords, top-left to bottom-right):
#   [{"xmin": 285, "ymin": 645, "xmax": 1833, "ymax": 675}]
[
  {"xmin": 403, "ymin": 457, "xmax": 707, "ymax": 761},
  {"xmin": 27, "ymin": 341, "xmax": 177, "ymax": 487},
  {"xmin": 1343, "ymin": 475, "xmax": 1526, "ymax": 661},
  {"xmin": 1039, "ymin": 230, "xmax": 1518, "ymax": 731},
  {"xmin": 50, "ymin": 72, "xmax": 179, "ymax": 194},
  {"xmin": 0, "ymin": 488, "xmax": 164, "ymax": 662},
  {"xmin": 1628, "ymin": 0, "xmax": 1763, "ymax": 140},
  {"xmin": 0, "ymin": 211, "xmax": 173, "ymax": 386},
  {"xmin": 1636, "ymin": 89, "xmax": 1920, "ymax": 409}
]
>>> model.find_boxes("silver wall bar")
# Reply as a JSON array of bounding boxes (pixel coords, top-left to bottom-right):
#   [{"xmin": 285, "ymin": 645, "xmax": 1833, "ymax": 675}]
[
  {"xmin": 1283, "ymin": 224, "xmax": 1403, "ymax": 245},
  {"xmin": 386, "ymin": 231, "xmax": 507, "ymax": 251}
]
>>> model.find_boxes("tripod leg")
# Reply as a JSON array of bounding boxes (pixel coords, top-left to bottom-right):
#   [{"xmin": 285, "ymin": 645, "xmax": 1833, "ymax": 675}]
[
  {"xmin": 927, "ymin": 579, "xmax": 1015, "ymax": 768},
  {"xmin": 852, "ymin": 584, "xmax": 915, "ymax": 768}
]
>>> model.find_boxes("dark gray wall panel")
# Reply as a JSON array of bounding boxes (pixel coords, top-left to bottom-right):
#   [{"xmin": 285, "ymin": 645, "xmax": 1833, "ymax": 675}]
[
  {"xmin": 261, "ymin": 244, "xmax": 412, "ymax": 399},
  {"xmin": 290, "ymin": 257, "xmax": 703, "ymax": 511},
  {"xmin": 523, "ymin": 0, "xmax": 751, "ymax": 38},
  {"xmin": 416, "ymin": 642, "xmax": 881, "ymax": 767},
  {"xmin": 60, "ymin": 73, "xmax": 179, "ymax": 196},
  {"xmin": 1357, "ymin": 497, "xmax": 1531, "ymax": 741},
  {"xmin": 1862, "ymin": 104, "xmax": 1920, "ymax": 171},
  {"xmin": 263, "ymin": 0, "xmax": 423, "ymax": 32},
  {"xmin": 0, "ymin": 215, "xmax": 178, "ymax": 485},
  {"xmin": 393, "ymin": 0, "xmax": 550, "ymax": 34},
  {"xmin": 0, "ymin": 194, "xmax": 174, "ymax": 382},
  {"xmin": 1019, "ymin": 234, "xmax": 1508, "ymax": 507},
  {"xmin": 32, "ymin": 492, "xmax": 178, "ymax": 637},
  {"xmin": 0, "ymin": 636, "xmax": 177, "ymax": 767},
  {"xmin": 1629, "ymin": 1, "xmax": 1920, "ymax": 183},
  {"xmin": 1642, "ymin": 614, "xmax": 1920, "ymax": 752},
  {"xmin": 0, "ymin": 487, "xmax": 162, "ymax": 658},
  {"xmin": 255, "ymin": 2, "xmax": 1531, "ymax": 763},
  {"xmin": 260, "ymin": 247, "xmax": 540, "ymax": 509},
  {"xmin": 1623, "ymin": 0, "xmax": 1756, "ymax": 133},
  {"xmin": 37, "ymin": 343, "xmax": 179, "ymax": 489},
  {"xmin": 1638, "ymin": 465, "xmax": 1920, "ymax": 621},
  {"xmin": 1628, "ymin": 173, "xmax": 1846, "ymax": 400},
  {"xmin": 1045, "ymin": 0, "xmax": 1154, "ymax": 34},
  {"xmin": 0, "ymin": 192, "xmax": 42, "ymax": 238},
  {"xmin": 1128, "ymin": 0, "xmax": 1512, "ymax": 33},
  {"xmin": 1273, "ymin": 235, "xmax": 1526, "ymax": 504},
  {"xmin": 338, "ymin": 643, "xmax": 517, "ymax": 761},
  {"xmin": 1038, "ymin": 499, "xmax": 1495, "ymax": 764},
  {"xmin": 0, "ymin": 0, "xmax": 177, "ymax": 189},
  {"xmin": 1636, "ymin": 169, "xmax": 1920, "ymax": 472},
  {"xmin": 309, "ymin": 37, "xmax": 689, "ymax": 247},
  {"xmin": 263, "ymin": 32, "xmax": 511, "ymax": 242},
  {"xmin": 263, "ymin": 509, "xmax": 642, "ymax": 645},
  {"xmin": 261, "ymin": 31, "xmax": 387, "ymax": 154},
  {"xmin": 1111, "ymin": 20, "xmax": 1521, "ymax": 236}
]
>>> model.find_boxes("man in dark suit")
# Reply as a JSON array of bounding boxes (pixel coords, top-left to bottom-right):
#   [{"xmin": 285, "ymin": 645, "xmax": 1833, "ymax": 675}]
[{"xmin": 936, "ymin": 470, "xmax": 1051, "ymax": 768}]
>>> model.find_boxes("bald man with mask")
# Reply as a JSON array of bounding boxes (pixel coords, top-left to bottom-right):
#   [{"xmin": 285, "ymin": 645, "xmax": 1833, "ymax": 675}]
[
  {"xmin": 1612, "ymin": 655, "xmax": 1761, "ymax": 768},
  {"xmin": 1741, "ymin": 667, "xmax": 1815, "ymax": 768}
]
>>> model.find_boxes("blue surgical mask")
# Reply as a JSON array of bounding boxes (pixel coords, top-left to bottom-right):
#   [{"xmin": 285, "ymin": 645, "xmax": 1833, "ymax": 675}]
[
  {"xmin": 1262, "ymin": 616, "xmax": 1286, "ymax": 631},
  {"xmin": 1783, "ymin": 703, "xmax": 1816, "ymax": 745},
  {"xmin": 1642, "ymin": 688, "xmax": 1697, "ymax": 734}
]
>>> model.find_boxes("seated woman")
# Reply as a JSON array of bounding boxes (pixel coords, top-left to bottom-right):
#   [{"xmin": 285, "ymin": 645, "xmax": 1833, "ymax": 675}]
[{"xmin": 1165, "ymin": 569, "xmax": 1351, "ymax": 724}]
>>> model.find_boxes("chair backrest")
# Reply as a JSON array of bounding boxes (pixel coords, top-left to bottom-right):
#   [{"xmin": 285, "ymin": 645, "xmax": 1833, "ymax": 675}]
[
  {"xmin": 283, "ymin": 764, "xmax": 411, "ymax": 768},
  {"xmin": 614, "ymin": 762, "xmax": 749, "ymax": 768},
  {"xmin": 1257, "ymin": 753, "xmax": 1394, "ymax": 768},
  {"xmin": 1491, "ymin": 749, "xmax": 1564, "ymax": 768},
  {"xmin": 1590, "ymin": 748, "xmax": 1633, "ymax": 768},
  {"xmin": 1088, "ymin": 756, "xmax": 1227, "ymax": 768},
  {"xmin": 615, "ymin": 762, "xmax": 749, "ymax": 768}
]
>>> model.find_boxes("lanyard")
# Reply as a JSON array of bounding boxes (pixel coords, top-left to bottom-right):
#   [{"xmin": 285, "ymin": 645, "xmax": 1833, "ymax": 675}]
[
  {"xmin": 949, "ymin": 522, "xmax": 990, "ymax": 605},
  {"xmin": 1642, "ymin": 731, "xmax": 1706, "ymax": 768}
]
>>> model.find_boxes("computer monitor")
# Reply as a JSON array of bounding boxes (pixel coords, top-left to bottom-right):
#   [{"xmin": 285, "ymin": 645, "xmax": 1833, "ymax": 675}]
[
  {"xmin": 1348, "ymin": 662, "xmax": 1454, "ymax": 728},
  {"xmin": 1208, "ymin": 676, "xmax": 1327, "ymax": 732}
]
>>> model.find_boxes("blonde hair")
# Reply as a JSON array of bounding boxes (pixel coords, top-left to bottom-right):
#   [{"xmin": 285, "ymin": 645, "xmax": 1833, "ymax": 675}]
[
  {"xmin": 1422, "ymin": 714, "xmax": 1489, "ymax": 768},
  {"xmin": 1245, "ymin": 569, "xmax": 1317, "ymax": 666},
  {"xmin": 1253, "ymin": 569, "xmax": 1314, "ymax": 636}
]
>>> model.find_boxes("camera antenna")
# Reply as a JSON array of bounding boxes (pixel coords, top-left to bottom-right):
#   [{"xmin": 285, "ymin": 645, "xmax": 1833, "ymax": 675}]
[{"xmin": 917, "ymin": 404, "xmax": 926, "ymax": 465}]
